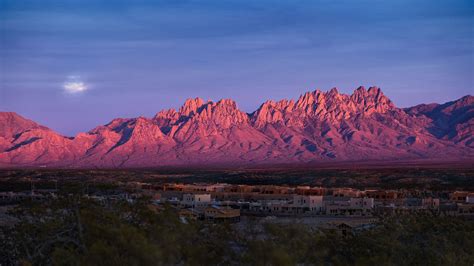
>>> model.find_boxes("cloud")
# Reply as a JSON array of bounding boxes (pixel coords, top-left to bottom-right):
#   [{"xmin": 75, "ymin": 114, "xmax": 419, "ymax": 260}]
[
  {"xmin": 64, "ymin": 82, "xmax": 87, "ymax": 93},
  {"xmin": 63, "ymin": 80, "xmax": 88, "ymax": 94},
  {"xmin": 63, "ymin": 76, "xmax": 88, "ymax": 94}
]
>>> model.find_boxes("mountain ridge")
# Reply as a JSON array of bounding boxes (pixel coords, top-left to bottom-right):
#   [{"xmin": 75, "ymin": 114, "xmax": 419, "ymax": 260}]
[{"xmin": 1, "ymin": 87, "xmax": 472, "ymax": 168}]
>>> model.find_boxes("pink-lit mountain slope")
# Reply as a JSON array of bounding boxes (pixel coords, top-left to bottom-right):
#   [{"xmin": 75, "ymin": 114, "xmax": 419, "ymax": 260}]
[
  {"xmin": 404, "ymin": 95, "xmax": 473, "ymax": 148},
  {"xmin": 0, "ymin": 87, "xmax": 472, "ymax": 168}
]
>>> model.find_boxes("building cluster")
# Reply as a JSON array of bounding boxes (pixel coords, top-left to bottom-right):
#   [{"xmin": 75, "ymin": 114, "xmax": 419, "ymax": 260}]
[
  {"xmin": 176, "ymin": 193, "xmax": 240, "ymax": 222},
  {"xmin": 0, "ymin": 189, "xmax": 56, "ymax": 203},
  {"xmin": 124, "ymin": 182, "xmax": 474, "ymax": 220},
  {"xmin": 0, "ymin": 182, "xmax": 473, "ymax": 224}
]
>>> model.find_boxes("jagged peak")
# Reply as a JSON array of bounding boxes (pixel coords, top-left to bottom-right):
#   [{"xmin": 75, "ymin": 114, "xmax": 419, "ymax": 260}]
[
  {"xmin": 325, "ymin": 87, "xmax": 348, "ymax": 104},
  {"xmin": 351, "ymin": 86, "xmax": 394, "ymax": 110},
  {"xmin": 156, "ymin": 108, "xmax": 177, "ymax": 116},
  {"xmin": 435, "ymin": 94, "xmax": 473, "ymax": 113},
  {"xmin": 454, "ymin": 95, "xmax": 474, "ymax": 105},
  {"xmin": 353, "ymin": 86, "xmax": 367, "ymax": 95},
  {"xmin": 131, "ymin": 117, "xmax": 163, "ymax": 135},
  {"xmin": 215, "ymin": 98, "xmax": 238, "ymax": 108},
  {"xmin": 257, "ymin": 98, "xmax": 294, "ymax": 111},
  {"xmin": 90, "ymin": 118, "xmax": 133, "ymax": 135},
  {"xmin": 352, "ymin": 86, "xmax": 381, "ymax": 95},
  {"xmin": 134, "ymin": 116, "xmax": 150, "ymax": 123},
  {"xmin": 367, "ymin": 86, "xmax": 380, "ymax": 94},
  {"xmin": 183, "ymin": 98, "xmax": 250, "ymax": 128},
  {"xmin": 200, "ymin": 98, "xmax": 245, "ymax": 117},
  {"xmin": 178, "ymin": 97, "xmax": 207, "ymax": 116},
  {"xmin": 368, "ymin": 86, "xmax": 392, "ymax": 104},
  {"xmin": 279, "ymin": 99, "xmax": 295, "ymax": 110},
  {"xmin": 261, "ymin": 100, "xmax": 276, "ymax": 107},
  {"xmin": 251, "ymin": 86, "xmax": 397, "ymax": 125},
  {"xmin": 296, "ymin": 89, "xmax": 322, "ymax": 109},
  {"xmin": 184, "ymin": 97, "xmax": 205, "ymax": 106},
  {"xmin": 104, "ymin": 118, "xmax": 131, "ymax": 128},
  {"xmin": 352, "ymin": 86, "xmax": 370, "ymax": 100},
  {"xmin": 153, "ymin": 108, "xmax": 178, "ymax": 120},
  {"xmin": 326, "ymin": 87, "xmax": 340, "ymax": 95}
]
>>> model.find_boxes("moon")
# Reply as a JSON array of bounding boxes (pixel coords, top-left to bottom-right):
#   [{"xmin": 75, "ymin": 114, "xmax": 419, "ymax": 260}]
[{"xmin": 63, "ymin": 76, "xmax": 88, "ymax": 94}]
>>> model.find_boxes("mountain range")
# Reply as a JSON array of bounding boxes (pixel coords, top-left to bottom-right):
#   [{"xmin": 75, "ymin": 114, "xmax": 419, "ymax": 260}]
[{"xmin": 1, "ymin": 86, "xmax": 472, "ymax": 168}]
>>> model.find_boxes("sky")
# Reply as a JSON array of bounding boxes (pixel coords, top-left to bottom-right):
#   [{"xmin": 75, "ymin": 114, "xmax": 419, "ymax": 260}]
[{"xmin": 1, "ymin": 0, "xmax": 473, "ymax": 136}]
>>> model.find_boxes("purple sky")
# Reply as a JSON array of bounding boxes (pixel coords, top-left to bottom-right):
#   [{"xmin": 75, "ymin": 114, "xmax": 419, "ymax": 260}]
[{"xmin": 1, "ymin": 0, "xmax": 473, "ymax": 136}]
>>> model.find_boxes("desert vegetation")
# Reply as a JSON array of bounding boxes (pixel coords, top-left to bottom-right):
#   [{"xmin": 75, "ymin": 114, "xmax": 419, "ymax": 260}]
[
  {"xmin": 1, "ymin": 187, "xmax": 473, "ymax": 266},
  {"xmin": 1, "ymin": 166, "xmax": 474, "ymax": 191}
]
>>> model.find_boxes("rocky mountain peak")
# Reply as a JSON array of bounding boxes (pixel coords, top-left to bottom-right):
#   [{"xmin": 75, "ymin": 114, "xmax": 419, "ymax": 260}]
[
  {"xmin": 215, "ymin": 98, "xmax": 238, "ymax": 109},
  {"xmin": 326, "ymin": 87, "xmax": 340, "ymax": 96},
  {"xmin": 1, "ymin": 87, "xmax": 472, "ymax": 168},
  {"xmin": 192, "ymin": 98, "xmax": 249, "ymax": 127},
  {"xmin": 0, "ymin": 112, "xmax": 46, "ymax": 139},
  {"xmin": 178, "ymin": 97, "xmax": 206, "ymax": 117},
  {"xmin": 350, "ymin": 86, "xmax": 395, "ymax": 114},
  {"xmin": 295, "ymin": 89, "xmax": 321, "ymax": 110}
]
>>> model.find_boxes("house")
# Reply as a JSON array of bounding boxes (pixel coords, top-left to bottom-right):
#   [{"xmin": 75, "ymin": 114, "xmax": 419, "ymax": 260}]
[
  {"xmin": 247, "ymin": 197, "xmax": 325, "ymax": 215},
  {"xmin": 181, "ymin": 183, "xmax": 228, "ymax": 193},
  {"xmin": 204, "ymin": 206, "xmax": 240, "ymax": 222},
  {"xmin": 179, "ymin": 208, "xmax": 200, "ymax": 220},
  {"xmin": 421, "ymin": 197, "xmax": 440, "ymax": 209},
  {"xmin": 456, "ymin": 203, "xmax": 474, "ymax": 216},
  {"xmin": 325, "ymin": 197, "xmax": 374, "ymax": 216},
  {"xmin": 466, "ymin": 193, "xmax": 474, "ymax": 204},
  {"xmin": 138, "ymin": 190, "xmax": 162, "ymax": 201},
  {"xmin": 223, "ymin": 185, "xmax": 253, "ymax": 193},
  {"xmin": 208, "ymin": 184, "xmax": 228, "ymax": 192},
  {"xmin": 249, "ymin": 200, "xmax": 289, "ymax": 214},
  {"xmin": 261, "ymin": 186, "xmax": 290, "ymax": 195},
  {"xmin": 182, "ymin": 194, "xmax": 211, "ymax": 209},
  {"xmin": 162, "ymin": 183, "xmax": 185, "ymax": 191},
  {"xmin": 350, "ymin": 197, "xmax": 374, "ymax": 209},
  {"xmin": 450, "ymin": 191, "xmax": 469, "ymax": 202},
  {"xmin": 292, "ymin": 195, "xmax": 324, "ymax": 213},
  {"xmin": 332, "ymin": 188, "xmax": 362, "ymax": 198},
  {"xmin": 365, "ymin": 190, "xmax": 398, "ymax": 201},
  {"xmin": 296, "ymin": 186, "xmax": 326, "ymax": 196}
]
